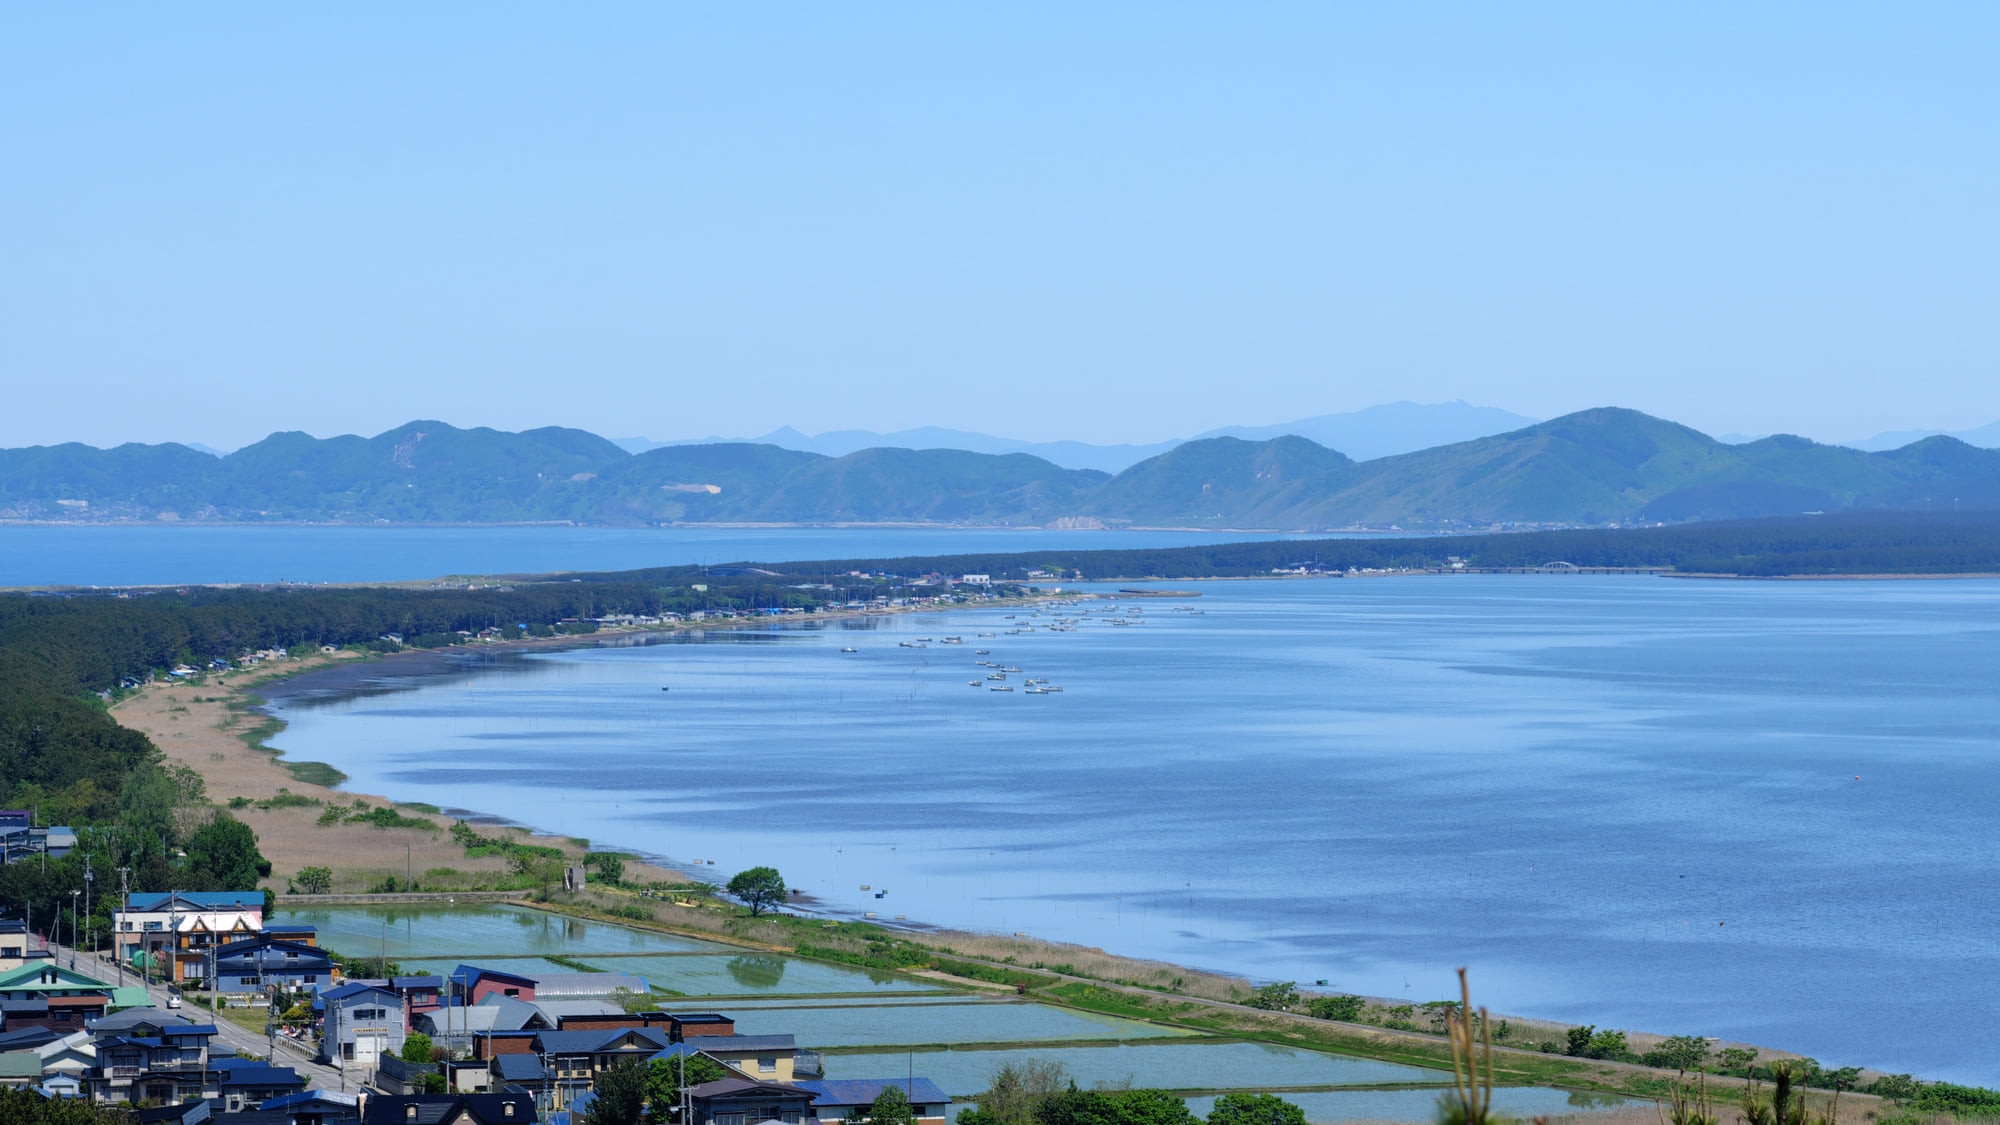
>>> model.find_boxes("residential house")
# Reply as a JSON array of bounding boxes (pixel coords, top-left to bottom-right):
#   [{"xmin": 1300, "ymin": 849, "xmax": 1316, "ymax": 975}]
[
  {"xmin": 86, "ymin": 1017, "xmax": 219, "ymax": 1105},
  {"xmin": 0, "ymin": 963, "xmax": 121, "ymax": 1031},
  {"xmin": 448, "ymin": 966, "xmax": 537, "ymax": 1006},
  {"xmin": 685, "ymin": 1077, "xmax": 816, "ymax": 1125},
  {"xmin": 0, "ymin": 918, "xmax": 39, "ymax": 972},
  {"xmin": 0, "ymin": 812, "xmax": 78, "ymax": 865},
  {"xmin": 419, "ymin": 995, "xmax": 549, "ymax": 1058},
  {"xmin": 392, "ymin": 975, "xmax": 445, "ymax": 1028},
  {"xmin": 263, "ymin": 924, "xmax": 319, "ymax": 946},
  {"xmin": 259, "ymin": 1089, "xmax": 363, "ymax": 1125},
  {"xmin": 663, "ymin": 1012, "xmax": 736, "ymax": 1041},
  {"xmin": 30, "ymin": 1028, "xmax": 95, "ymax": 1083},
  {"xmin": 359, "ymin": 1092, "xmax": 537, "ymax": 1124},
  {"xmin": 654, "ymin": 1034, "xmax": 800, "ymax": 1082},
  {"xmin": 530, "ymin": 1026, "xmax": 670, "ymax": 1106},
  {"xmin": 320, "ymin": 983, "xmax": 406, "ymax": 1067},
  {"xmin": 794, "ymin": 1079, "xmax": 951, "ymax": 1125},
  {"xmin": 374, "ymin": 1053, "xmax": 439, "ymax": 1096},
  {"xmin": 487, "ymin": 1053, "xmax": 550, "ymax": 1101},
  {"xmin": 114, "ymin": 892, "xmax": 264, "ymax": 986},
  {"xmin": 214, "ymin": 1058, "xmax": 308, "ymax": 1110},
  {"xmin": 211, "ymin": 935, "xmax": 334, "ymax": 995},
  {"xmin": 0, "ymin": 1050, "xmax": 41, "ymax": 1086}
]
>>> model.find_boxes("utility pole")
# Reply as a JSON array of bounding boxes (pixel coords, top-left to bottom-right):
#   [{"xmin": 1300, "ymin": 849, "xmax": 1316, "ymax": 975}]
[
  {"xmin": 69, "ymin": 890, "xmax": 80, "ymax": 968},
  {"xmin": 83, "ymin": 859, "xmax": 93, "ymax": 963},
  {"xmin": 116, "ymin": 868, "xmax": 130, "ymax": 985}
]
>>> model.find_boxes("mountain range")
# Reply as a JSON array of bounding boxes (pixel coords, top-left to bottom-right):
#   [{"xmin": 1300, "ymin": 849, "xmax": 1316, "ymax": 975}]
[
  {"xmin": 615, "ymin": 401, "xmax": 1542, "ymax": 472},
  {"xmin": 7, "ymin": 408, "xmax": 2000, "ymax": 529}
]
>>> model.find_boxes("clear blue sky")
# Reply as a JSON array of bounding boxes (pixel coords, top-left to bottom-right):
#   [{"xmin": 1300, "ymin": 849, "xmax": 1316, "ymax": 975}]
[{"xmin": 2, "ymin": 4, "xmax": 1995, "ymax": 450}]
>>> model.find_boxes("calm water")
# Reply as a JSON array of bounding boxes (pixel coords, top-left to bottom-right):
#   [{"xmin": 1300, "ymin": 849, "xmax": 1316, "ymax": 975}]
[
  {"xmin": 267, "ymin": 576, "xmax": 2000, "ymax": 1082},
  {"xmin": 0, "ymin": 524, "xmax": 1318, "ymax": 586}
]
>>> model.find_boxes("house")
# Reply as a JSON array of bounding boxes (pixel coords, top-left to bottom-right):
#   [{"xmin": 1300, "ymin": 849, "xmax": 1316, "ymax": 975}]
[
  {"xmin": 374, "ymin": 1052, "xmax": 439, "ymax": 1096},
  {"xmin": 530, "ymin": 1026, "xmax": 669, "ymax": 1105},
  {"xmin": 487, "ymin": 1053, "xmax": 550, "ymax": 1100},
  {"xmin": 359, "ymin": 1092, "xmax": 536, "ymax": 1124},
  {"xmin": 392, "ymin": 975, "xmax": 446, "ymax": 1027},
  {"xmin": 320, "ymin": 983, "xmax": 406, "ymax": 1067},
  {"xmin": 258, "ymin": 1089, "xmax": 362, "ymax": 1125},
  {"xmin": 0, "ymin": 963, "xmax": 120, "ymax": 1030},
  {"xmin": 419, "ymin": 995, "xmax": 550, "ymax": 1057},
  {"xmin": 0, "ymin": 918, "xmax": 36, "ymax": 972},
  {"xmin": 654, "ymin": 1034, "xmax": 799, "ymax": 1082},
  {"xmin": 794, "ymin": 1079, "xmax": 952, "ymax": 1125},
  {"xmin": 211, "ymin": 935, "xmax": 335, "ymax": 994},
  {"xmin": 214, "ymin": 1058, "xmax": 308, "ymax": 1109},
  {"xmin": 30, "ymin": 1028, "xmax": 95, "ymax": 1082},
  {"xmin": 0, "ymin": 1049, "xmax": 41, "ymax": 1086},
  {"xmin": 685, "ymin": 1077, "xmax": 816, "ymax": 1125},
  {"xmin": 114, "ymin": 892, "xmax": 264, "ymax": 986},
  {"xmin": 263, "ymin": 924, "xmax": 319, "ymax": 946},
  {"xmin": 0, "ymin": 813, "xmax": 78, "ymax": 865},
  {"xmin": 86, "ymin": 1017, "xmax": 219, "ymax": 1105},
  {"xmin": 663, "ymin": 1012, "xmax": 736, "ymax": 1041},
  {"xmin": 448, "ymin": 966, "xmax": 537, "ymax": 1005}
]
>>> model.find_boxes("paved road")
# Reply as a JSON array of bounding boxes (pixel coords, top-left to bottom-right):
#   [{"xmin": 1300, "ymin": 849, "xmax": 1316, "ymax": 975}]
[{"xmin": 49, "ymin": 940, "xmax": 364, "ymax": 1094}]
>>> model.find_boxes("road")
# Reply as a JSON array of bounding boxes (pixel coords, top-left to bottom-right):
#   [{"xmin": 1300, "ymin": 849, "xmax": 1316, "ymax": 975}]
[{"xmin": 47, "ymin": 939, "xmax": 365, "ymax": 1094}]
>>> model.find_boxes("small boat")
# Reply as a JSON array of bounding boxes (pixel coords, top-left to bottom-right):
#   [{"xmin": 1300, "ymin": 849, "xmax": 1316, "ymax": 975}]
[
  {"xmin": 1002, "ymin": 666, "xmax": 1023, "ymax": 673},
  {"xmin": 1025, "ymin": 677, "xmax": 1048, "ymax": 685},
  {"xmin": 1026, "ymin": 687, "xmax": 1049, "ymax": 694},
  {"xmin": 1046, "ymin": 685, "xmax": 1064, "ymax": 692},
  {"xmin": 990, "ymin": 685, "xmax": 1013, "ymax": 692},
  {"xmin": 975, "ymin": 649, "xmax": 990, "ymax": 655},
  {"xmin": 841, "ymin": 647, "xmax": 858, "ymax": 653},
  {"xmin": 660, "ymin": 686, "xmax": 670, "ymax": 691},
  {"xmin": 979, "ymin": 632, "xmax": 996, "ymax": 638},
  {"xmin": 968, "ymin": 680, "xmax": 982, "ymax": 687},
  {"xmin": 987, "ymin": 672, "xmax": 1007, "ymax": 681}
]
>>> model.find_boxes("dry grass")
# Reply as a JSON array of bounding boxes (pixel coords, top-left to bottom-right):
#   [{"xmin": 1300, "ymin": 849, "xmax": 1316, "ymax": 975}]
[{"xmin": 109, "ymin": 662, "xmax": 627, "ymax": 893}]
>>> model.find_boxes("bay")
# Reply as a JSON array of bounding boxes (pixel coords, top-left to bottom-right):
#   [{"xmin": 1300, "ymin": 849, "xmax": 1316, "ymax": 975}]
[
  {"xmin": 0, "ymin": 524, "xmax": 1321, "ymax": 587},
  {"xmin": 263, "ymin": 575, "xmax": 2000, "ymax": 1083}
]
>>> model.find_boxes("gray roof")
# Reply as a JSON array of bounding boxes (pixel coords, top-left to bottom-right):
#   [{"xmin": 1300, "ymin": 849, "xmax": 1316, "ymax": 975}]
[
  {"xmin": 525, "ymin": 971, "xmax": 648, "ymax": 998},
  {"xmin": 532, "ymin": 999, "xmax": 621, "ymax": 1020},
  {"xmin": 419, "ymin": 996, "xmax": 546, "ymax": 1035}
]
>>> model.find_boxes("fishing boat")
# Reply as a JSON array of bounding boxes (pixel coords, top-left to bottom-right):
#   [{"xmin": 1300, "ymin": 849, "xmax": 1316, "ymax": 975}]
[
  {"xmin": 1025, "ymin": 687, "xmax": 1049, "ymax": 694},
  {"xmin": 968, "ymin": 680, "xmax": 982, "ymax": 687},
  {"xmin": 989, "ymin": 685, "xmax": 1013, "ymax": 692},
  {"xmin": 841, "ymin": 647, "xmax": 858, "ymax": 653},
  {"xmin": 975, "ymin": 648, "xmax": 990, "ymax": 655},
  {"xmin": 987, "ymin": 672, "xmax": 1007, "ymax": 681}
]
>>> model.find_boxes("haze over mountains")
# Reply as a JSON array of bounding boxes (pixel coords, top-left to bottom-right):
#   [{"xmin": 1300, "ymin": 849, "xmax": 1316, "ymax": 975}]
[
  {"xmin": 9, "ymin": 408, "xmax": 2000, "ymax": 531},
  {"xmin": 618, "ymin": 401, "xmax": 1543, "ymax": 472}
]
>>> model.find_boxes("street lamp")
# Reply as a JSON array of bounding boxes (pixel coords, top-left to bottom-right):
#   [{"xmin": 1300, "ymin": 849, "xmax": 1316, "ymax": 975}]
[
  {"xmin": 83, "ymin": 863, "xmax": 94, "ymax": 959},
  {"xmin": 69, "ymin": 890, "xmax": 80, "ymax": 968}
]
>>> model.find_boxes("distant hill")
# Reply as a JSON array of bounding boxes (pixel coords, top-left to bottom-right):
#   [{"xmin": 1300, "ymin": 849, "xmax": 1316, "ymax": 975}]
[
  {"xmin": 7, "ymin": 409, "xmax": 2000, "ymax": 528},
  {"xmin": 613, "ymin": 400, "xmax": 1540, "ymax": 473},
  {"xmin": 1842, "ymin": 420, "xmax": 2000, "ymax": 453}
]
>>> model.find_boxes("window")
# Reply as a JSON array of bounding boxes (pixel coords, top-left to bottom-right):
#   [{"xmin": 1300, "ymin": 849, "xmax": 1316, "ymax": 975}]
[
  {"xmin": 716, "ymin": 1114, "xmax": 746, "ymax": 1125},
  {"xmin": 240, "ymin": 976, "xmax": 260, "ymax": 986},
  {"xmin": 757, "ymin": 1057, "xmax": 777, "ymax": 1072}
]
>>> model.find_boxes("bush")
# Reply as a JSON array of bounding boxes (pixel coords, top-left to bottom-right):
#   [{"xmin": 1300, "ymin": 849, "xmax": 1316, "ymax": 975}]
[
  {"xmin": 1305, "ymin": 995, "xmax": 1364, "ymax": 1022},
  {"xmin": 1245, "ymin": 981, "xmax": 1298, "ymax": 1011}
]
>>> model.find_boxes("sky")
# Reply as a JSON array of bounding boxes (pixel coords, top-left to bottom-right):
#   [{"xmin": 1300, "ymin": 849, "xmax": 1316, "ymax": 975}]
[{"xmin": 2, "ymin": 4, "xmax": 1996, "ymax": 451}]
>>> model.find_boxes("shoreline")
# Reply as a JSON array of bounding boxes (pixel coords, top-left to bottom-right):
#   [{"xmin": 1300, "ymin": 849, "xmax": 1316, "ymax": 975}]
[{"xmin": 106, "ymin": 606, "xmax": 1883, "ymax": 1099}]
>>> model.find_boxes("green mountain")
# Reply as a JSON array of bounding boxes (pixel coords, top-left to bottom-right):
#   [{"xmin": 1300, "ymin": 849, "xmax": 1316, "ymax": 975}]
[{"xmin": 4, "ymin": 410, "xmax": 2000, "ymax": 528}]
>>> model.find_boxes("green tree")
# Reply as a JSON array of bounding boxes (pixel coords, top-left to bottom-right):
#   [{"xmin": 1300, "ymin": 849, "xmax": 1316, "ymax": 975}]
[
  {"xmin": 585, "ymin": 1058, "xmax": 651, "ymax": 1125},
  {"xmin": 118, "ymin": 764, "xmax": 178, "ymax": 849},
  {"xmin": 183, "ymin": 813, "xmax": 270, "ymax": 891},
  {"xmin": 975, "ymin": 1060, "xmax": 1071, "ymax": 1125},
  {"xmin": 726, "ymin": 866, "xmax": 788, "ymax": 915},
  {"xmin": 401, "ymin": 1032, "xmax": 434, "ymax": 1064},
  {"xmin": 1305, "ymin": 995, "xmax": 1364, "ymax": 1022},
  {"xmin": 1644, "ymin": 1035, "xmax": 1711, "ymax": 1073},
  {"xmin": 585, "ymin": 852, "xmax": 626, "ymax": 885},
  {"xmin": 867, "ymin": 1085, "xmax": 915, "ymax": 1125},
  {"xmin": 1110, "ymin": 1090, "xmax": 1200, "ymax": 1125},
  {"xmin": 1245, "ymin": 982, "xmax": 1297, "ymax": 1011},
  {"xmin": 293, "ymin": 865, "xmax": 333, "ymax": 895},
  {"xmin": 1565, "ymin": 1025, "xmax": 1596, "ymax": 1057},
  {"xmin": 1206, "ymin": 1093, "xmax": 1307, "ymax": 1125},
  {"xmin": 0, "ymin": 1085, "xmax": 137, "ymax": 1123},
  {"xmin": 646, "ymin": 1053, "xmax": 729, "ymax": 1117}
]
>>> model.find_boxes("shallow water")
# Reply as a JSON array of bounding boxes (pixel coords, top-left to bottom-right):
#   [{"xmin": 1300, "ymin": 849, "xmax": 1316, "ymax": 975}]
[
  {"xmin": 280, "ymin": 903, "xmax": 728, "ymax": 958},
  {"xmin": 822, "ymin": 1040, "xmax": 1440, "ymax": 1093},
  {"xmin": 726, "ymin": 1001, "xmax": 1191, "ymax": 1046},
  {"xmin": 269, "ymin": 576, "xmax": 2000, "ymax": 1081}
]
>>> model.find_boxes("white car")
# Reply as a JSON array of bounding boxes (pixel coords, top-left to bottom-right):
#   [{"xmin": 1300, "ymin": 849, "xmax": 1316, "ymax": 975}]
[{"xmin": 166, "ymin": 993, "xmax": 182, "ymax": 1009}]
